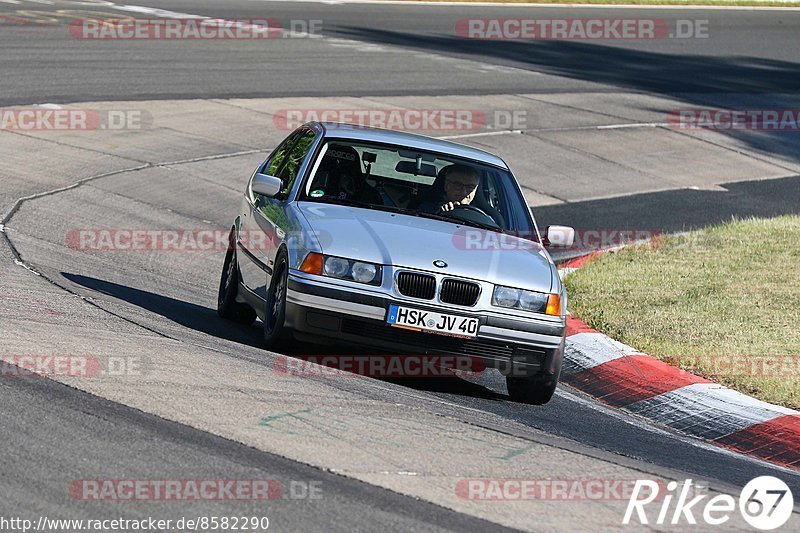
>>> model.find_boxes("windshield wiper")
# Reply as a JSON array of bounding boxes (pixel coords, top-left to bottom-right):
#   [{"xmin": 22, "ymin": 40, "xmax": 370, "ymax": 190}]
[
  {"xmin": 412, "ymin": 210, "xmax": 502, "ymax": 232},
  {"xmin": 308, "ymin": 196, "xmax": 373, "ymax": 209},
  {"xmin": 461, "ymin": 219, "xmax": 504, "ymax": 232}
]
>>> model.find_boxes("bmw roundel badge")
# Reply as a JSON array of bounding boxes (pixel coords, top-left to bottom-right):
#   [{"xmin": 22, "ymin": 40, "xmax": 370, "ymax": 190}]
[{"xmin": 433, "ymin": 260, "xmax": 448, "ymax": 268}]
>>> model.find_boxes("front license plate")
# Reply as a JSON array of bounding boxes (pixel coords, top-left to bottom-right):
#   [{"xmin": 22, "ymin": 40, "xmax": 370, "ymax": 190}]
[{"xmin": 387, "ymin": 305, "xmax": 479, "ymax": 338}]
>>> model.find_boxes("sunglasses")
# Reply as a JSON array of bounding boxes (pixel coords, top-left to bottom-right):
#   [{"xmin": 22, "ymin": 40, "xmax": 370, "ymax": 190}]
[{"xmin": 447, "ymin": 180, "xmax": 478, "ymax": 192}]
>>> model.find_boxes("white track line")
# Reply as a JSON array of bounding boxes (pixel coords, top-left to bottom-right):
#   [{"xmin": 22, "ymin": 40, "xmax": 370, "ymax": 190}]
[{"xmin": 597, "ymin": 122, "xmax": 668, "ymax": 129}]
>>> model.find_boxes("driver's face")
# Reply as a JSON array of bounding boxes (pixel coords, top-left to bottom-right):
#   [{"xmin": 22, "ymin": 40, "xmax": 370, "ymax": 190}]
[{"xmin": 444, "ymin": 171, "xmax": 478, "ymax": 204}]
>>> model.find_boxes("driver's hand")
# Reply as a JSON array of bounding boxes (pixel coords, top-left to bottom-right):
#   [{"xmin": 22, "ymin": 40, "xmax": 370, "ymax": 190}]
[{"xmin": 440, "ymin": 201, "xmax": 462, "ymax": 212}]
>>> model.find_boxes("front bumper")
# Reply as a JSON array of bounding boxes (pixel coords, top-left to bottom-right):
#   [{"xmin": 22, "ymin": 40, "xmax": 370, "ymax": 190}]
[{"xmin": 285, "ymin": 273, "xmax": 565, "ymax": 377}]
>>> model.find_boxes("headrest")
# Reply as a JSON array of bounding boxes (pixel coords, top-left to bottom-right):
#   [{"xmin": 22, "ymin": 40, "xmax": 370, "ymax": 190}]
[{"xmin": 321, "ymin": 144, "xmax": 362, "ymax": 174}]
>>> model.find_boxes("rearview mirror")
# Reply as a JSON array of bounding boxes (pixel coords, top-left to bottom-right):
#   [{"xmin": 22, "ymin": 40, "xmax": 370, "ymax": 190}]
[
  {"xmin": 545, "ymin": 225, "xmax": 575, "ymax": 247},
  {"xmin": 395, "ymin": 160, "xmax": 437, "ymax": 177},
  {"xmin": 252, "ymin": 172, "xmax": 283, "ymax": 198}
]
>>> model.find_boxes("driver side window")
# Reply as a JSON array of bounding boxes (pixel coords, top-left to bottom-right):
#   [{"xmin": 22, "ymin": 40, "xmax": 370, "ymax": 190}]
[
  {"xmin": 263, "ymin": 131, "xmax": 300, "ymax": 178},
  {"xmin": 275, "ymin": 129, "xmax": 316, "ymax": 198},
  {"xmin": 251, "ymin": 132, "xmax": 299, "ymax": 204}
]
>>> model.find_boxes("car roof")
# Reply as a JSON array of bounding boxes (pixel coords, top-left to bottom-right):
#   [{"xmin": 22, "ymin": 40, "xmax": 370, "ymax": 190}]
[{"xmin": 314, "ymin": 122, "xmax": 509, "ymax": 170}]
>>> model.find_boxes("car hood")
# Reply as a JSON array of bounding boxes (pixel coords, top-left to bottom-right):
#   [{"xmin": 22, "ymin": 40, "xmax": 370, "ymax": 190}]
[{"xmin": 297, "ymin": 202, "xmax": 554, "ymax": 293}]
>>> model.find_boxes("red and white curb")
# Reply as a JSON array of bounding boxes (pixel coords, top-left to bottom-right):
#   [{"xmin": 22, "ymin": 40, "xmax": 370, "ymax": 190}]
[{"xmin": 558, "ymin": 253, "xmax": 800, "ymax": 471}]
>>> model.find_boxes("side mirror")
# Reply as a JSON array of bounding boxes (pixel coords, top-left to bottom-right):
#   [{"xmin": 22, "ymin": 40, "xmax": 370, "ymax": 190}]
[
  {"xmin": 544, "ymin": 225, "xmax": 575, "ymax": 247},
  {"xmin": 252, "ymin": 172, "xmax": 283, "ymax": 198}
]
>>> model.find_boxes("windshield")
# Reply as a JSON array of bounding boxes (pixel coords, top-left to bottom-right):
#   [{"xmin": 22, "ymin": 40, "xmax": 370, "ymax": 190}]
[{"xmin": 299, "ymin": 140, "xmax": 537, "ymax": 239}]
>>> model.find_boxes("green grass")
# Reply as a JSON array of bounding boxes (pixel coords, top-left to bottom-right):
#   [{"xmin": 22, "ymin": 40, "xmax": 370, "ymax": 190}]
[
  {"xmin": 399, "ymin": 0, "xmax": 800, "ymax": 5},
  {"xmin": 564, "ymin": 216, "xmax": 800, "ymax": 410}
]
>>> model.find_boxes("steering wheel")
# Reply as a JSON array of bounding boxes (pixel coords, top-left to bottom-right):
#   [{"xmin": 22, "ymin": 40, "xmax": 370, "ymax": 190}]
[
  {"xmin": 448, "ymin": 204, "xmax": 500, "ymax": 228},
  {"xmin": 450, "ymin": 204, "xmax": 490, "ymax": 217}
]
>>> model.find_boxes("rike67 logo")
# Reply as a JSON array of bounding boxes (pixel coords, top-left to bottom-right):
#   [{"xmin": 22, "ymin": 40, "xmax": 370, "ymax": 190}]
[{"xmin": 624, "ymin": 477, "xmax": 794, "ymax": 530}]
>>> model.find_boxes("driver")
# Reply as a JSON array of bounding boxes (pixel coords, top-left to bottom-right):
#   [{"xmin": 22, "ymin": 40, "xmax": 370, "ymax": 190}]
[{"xmin": 419, "ymin": 164, "xmax": 479, "ymax": 213}]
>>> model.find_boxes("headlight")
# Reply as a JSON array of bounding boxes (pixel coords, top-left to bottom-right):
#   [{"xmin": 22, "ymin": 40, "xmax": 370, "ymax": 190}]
[
  {"xmin": 492, "ymin": 285, "xmax": 558, "ymax": 315},
  {"xmin": 492, "ymin": 286, "xmax": 520, "ymax": 308},
  {"xmin": 301, "ymin": 253, "xmax": 382, "ymax": 286},
  {"xmin": 519, "ymin": 290, "xmax": 548, "ymax": 312},
  {"xmin": 352, "ymin": 262, "xmax": 378, "ymax": 283},
  {"xmin": 323, "ymin": 256, "xmax": 350, "ymax": 278}
]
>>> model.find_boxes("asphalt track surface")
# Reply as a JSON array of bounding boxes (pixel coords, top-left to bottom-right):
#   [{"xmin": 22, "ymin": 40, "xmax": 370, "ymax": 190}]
[
  {"xmin": 2, "ymin": 0, "xmax": 800, "ymax": 531},
  {"xmin": 0, "ymin": 369, "xmax": 515, "ymax": 532},
  {"xmin": 1, "ymin": 0, "xmax": 800, "ymax": 105}
]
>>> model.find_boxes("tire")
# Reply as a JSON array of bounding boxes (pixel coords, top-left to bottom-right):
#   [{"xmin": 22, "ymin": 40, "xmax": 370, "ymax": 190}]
[
  {"xmin": 506, "ymin": 375, "xmax": 558, "ymax": 405},
  {"xmin": 217, "ymin": 244, "xmax": 257, "ymax": 325},
  {"xmin": 263, "ymin": 250, "xmax": 289, "ymax": 350}
]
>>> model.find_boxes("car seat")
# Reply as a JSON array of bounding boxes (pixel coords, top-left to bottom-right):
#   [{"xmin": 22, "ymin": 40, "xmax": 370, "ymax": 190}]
[{"xmin": 314, "ymin": 145, "xmax": 382, "ymax": 205}]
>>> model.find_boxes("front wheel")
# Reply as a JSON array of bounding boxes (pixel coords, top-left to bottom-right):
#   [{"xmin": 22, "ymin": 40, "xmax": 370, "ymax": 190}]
[
  {"xmin": 263, "ymin": 251, "xmax": 289, "ymax": 350},
  {"xmin": 217, "ymin": 245, "xmax": 257, "ymax": 325},
  {"xmin": 506, "ymin": 375, "xmax": 558, "ymax": 405}
]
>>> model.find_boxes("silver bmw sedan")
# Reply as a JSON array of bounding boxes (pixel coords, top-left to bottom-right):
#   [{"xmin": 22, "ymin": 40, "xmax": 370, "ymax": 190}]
[{"xmin": 218, "ymin": 122, "xmax": 574, "ymax": 404}]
